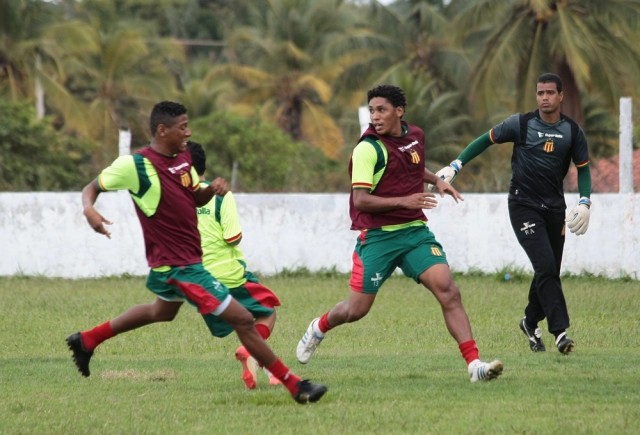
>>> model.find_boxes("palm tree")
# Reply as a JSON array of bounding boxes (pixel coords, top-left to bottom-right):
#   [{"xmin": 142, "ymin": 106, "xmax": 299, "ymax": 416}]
[
  {"xmin": 356, "ymin": 0, "xmax": 471, "ymax": 91},
  {"xmin": 40, "ymin": 18, "xmax": 185, "ymax": 167},
  {"xmin": 450, "ymin": 0, "xmax": 640, "ymax": 127},
  {"xmin": 0, "ymin": 0, "xmax": 62, "ymax": 102},
  {"xmin": 203, "ymin": 0, "xmax": 387, "ymax": 159},
  {"xmin": 333, "ymin": 1, "xmax": 473, "ymax": 166}
]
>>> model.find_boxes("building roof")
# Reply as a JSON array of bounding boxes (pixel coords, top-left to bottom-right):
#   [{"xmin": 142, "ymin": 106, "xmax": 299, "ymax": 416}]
[{"xmin": 564, "ymin": 149, "xmax": 640, "ymax": 193}]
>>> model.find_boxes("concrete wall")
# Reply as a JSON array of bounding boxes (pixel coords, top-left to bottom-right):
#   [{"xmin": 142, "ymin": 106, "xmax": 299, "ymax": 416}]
[{"xmin": 1, "ymin": 192, "xmax": 638, "ymax": 279}]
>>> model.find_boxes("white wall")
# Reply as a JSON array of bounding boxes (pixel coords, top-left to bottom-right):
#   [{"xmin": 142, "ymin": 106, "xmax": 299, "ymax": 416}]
[{"xmin": 0, "ymin": 192, "xmax": 637, "ymax": 279}]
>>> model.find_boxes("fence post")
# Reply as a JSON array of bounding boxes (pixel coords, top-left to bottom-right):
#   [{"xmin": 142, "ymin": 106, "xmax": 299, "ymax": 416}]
[
  {"xmin": 118, "ymin": 128, "xmax": 131, "ymax": 156},
  {"xmin": 619, "ymin": 97, "xmax": 633, "ymax": 193},
  {"xmin": 358, "ymin": 106, "xmax": 369, "ymax": 134}
]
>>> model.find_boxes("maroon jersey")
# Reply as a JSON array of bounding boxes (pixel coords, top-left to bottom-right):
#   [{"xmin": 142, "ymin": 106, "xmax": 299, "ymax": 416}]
[
  {"xmin": 349, "ymin": 123, "xmax": 427, "ymax": 230},
  {"xmin": 135, "ymin": 146, "xmax": 202, "ymax": 267}
]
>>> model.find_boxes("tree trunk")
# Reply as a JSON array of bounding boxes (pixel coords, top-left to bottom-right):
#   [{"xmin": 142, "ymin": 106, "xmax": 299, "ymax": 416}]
[{"xmin": 556, "ymin": 59, "xmax": 584, "ymax": 125}]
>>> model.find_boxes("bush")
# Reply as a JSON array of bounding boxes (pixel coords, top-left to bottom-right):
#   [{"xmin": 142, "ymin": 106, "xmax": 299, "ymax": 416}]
[
  {"xmin": 0, "ymin": 101, "xmax": 96, "ymax": 191},
  {"xmin": 190, "ymin": 111, "xmax": 347, "ymax": 192}
]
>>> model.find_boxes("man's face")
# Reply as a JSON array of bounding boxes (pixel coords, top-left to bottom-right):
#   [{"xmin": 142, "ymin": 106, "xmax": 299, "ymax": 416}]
[
  {"xmin": 160, "ymin": 114, "xmax": 191, "ymax": 154},
  {"xmin": 536, "ymin": 82, "xmax": 563, "ymax": 115},
  {"xmin": 369, "ymin": 97, "xmax": 404, "ymax": 136}
]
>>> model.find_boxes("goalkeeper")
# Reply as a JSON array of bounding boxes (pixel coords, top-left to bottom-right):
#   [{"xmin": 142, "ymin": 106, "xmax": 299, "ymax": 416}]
[{"xmin": 432, "ymin": 73, "xmax": 592, "ymax": 355}]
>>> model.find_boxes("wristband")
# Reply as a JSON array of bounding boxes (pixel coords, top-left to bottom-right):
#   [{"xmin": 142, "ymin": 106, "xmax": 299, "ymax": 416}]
[
  {"xmin": 450, "ymin": 159, "xmax": 463, "ymax": 172},
  {"xmin": 578, "ymin": 197, "xmax": 591, "ymax": 209}
]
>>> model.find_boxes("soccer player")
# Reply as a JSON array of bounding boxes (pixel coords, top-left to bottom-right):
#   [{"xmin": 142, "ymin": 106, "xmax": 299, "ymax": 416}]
[
  {"xmin": 296, "ymin": 85, "xmax": 503, "ymax": 383},
  {"xmin": 66, "ymin": 101, "xmax": 327, "ymax": 404},
  {"xmin": 433, "ymin": 73, "xmax": 592, "ymax": 354},
  {"xmin": 188, "ymin": 141, "xmax": 282, "ymax": 389}
]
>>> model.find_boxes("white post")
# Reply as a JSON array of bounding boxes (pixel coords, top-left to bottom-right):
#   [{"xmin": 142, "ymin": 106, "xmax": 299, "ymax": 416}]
[
  {"xmin": 358, "ymin": 106, "xmax": 370, "ymax": 134},
  {"xmin": 35, "ymin": 55, "xmax": 44, "ymax": 120},
  {"xmin": 118, "ymin": 128, "xmax": 131, "ymax": 156},
  {"xmin": 619, "ymin": 97, "xmax": 633, "ymax": 193},
  {"xmin": 231, "ymin": 160, "xmax": 238, "ymax": 191}
]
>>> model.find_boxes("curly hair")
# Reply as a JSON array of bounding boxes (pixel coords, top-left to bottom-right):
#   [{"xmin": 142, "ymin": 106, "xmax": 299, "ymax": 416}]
[
  {"xmin": 149, "ymin": 101, "xmax": 187, "ymax": 135},
  {"xmin": 367, "ymin": 85, "xmax": 407, "ymax": 108}
]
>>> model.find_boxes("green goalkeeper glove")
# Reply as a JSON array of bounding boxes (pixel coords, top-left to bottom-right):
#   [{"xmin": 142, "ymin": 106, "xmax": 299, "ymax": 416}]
[{"xmin": 566, "ymin": 197, "xmax": 592, "ymax": 236}]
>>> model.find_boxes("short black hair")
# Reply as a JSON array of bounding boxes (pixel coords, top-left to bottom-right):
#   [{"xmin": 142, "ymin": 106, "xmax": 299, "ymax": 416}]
[
  {"xmin": 188, "ymin": 141, "xmax": 206, "ymax": 176},
  {"xmin": 367, "ymin": 85, "xmax": 407, "ymax": 108},
  {"xmin": 149, "ymin": 101, "xmax": 187, "ymax": 135},
  {"xmin": 537, "ymin": 73, "xmax": 563, "ymax": 93}
]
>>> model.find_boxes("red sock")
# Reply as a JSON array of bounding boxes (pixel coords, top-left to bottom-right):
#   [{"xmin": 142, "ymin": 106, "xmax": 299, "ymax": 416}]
[
  {"xmin": 255, "ymin": 323, "xmax": 271, "ymax": 340},
  {"xmin": 318, "ymin": 312, "xmax": 333, "ymax": 334},
  {"xmin": 458, "ymin": 339, "xmax": 480, "ymax": 365},
  {"xmin": 266, "ymin": 359, "xmax": 301, "ymax": 396},
  {"xmin": 80, "ymin": 321, "xmax": 115, "ymax": 351}
]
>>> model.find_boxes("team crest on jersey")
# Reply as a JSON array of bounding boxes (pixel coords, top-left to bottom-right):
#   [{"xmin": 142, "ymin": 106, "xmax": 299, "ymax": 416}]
[
  {"xmin": 409, "ymin": 149, "xmax": 421, "ymax": 164},
  {"xmin": 543, "ymin": 140, "xmax": 554, "ymax": 153},
  {"xmin": 180, "ymin": 172, "xmax": 191, "ymax": 187}
]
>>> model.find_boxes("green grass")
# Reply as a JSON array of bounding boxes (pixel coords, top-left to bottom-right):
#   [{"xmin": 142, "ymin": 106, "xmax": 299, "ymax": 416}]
[{"xmin": 1, "ymin": 274, "xmax": 639, "ymax": 434}]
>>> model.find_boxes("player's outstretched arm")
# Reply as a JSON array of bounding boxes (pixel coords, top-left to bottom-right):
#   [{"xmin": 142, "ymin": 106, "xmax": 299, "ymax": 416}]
[{"xmin": 426, "ymin": 131, "xmax": 494, "ymax": 191}]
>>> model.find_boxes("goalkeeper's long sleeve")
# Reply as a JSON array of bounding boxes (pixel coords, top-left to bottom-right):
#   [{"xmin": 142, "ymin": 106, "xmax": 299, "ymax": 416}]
[
  {"xmin": 576, "ymin": 164, "xmax": 592, "ymax": 198},
  {"xmin": 457, "ymin": 132, "xmax": 494, "ymax": 165}
]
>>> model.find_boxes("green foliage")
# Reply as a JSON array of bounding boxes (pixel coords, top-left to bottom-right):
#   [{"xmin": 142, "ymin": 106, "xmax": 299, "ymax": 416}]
[
  {"xmin": 190, "ymin": 111, "xmax": 347, "ymax": 192},
  {"xmin": 0, "ymin": 0, "xmax": 62, "ymax": 100},
  {"xmin": 2, "ymin": 0, "xmax": 640, "ymax": 191},
  {"xmin": 0, "ymin": 274, "xmax": 638, "ymax": 433},
  {"xmin": 453, "ymin": 0, "xmax": 640, "ymax": 127},
  {"xmin": 0, "ymin": 100, "xmax": 95, "ymax": 191}
]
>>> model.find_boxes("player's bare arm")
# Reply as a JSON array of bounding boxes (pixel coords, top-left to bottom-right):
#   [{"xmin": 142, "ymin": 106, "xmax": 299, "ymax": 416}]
[
  {"xmin": 352, "ymin": 188, "xmax": 437, "ymax": 212},
  {"xmin": 81, "ymin": 180, "xmax": 113, "ymax": 239}
]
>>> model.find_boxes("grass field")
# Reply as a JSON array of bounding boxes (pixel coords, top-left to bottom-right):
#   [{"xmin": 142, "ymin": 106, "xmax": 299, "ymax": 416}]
[{"xmin": 1, "ymin": 273, "xmax": 638, "ymax": 434}]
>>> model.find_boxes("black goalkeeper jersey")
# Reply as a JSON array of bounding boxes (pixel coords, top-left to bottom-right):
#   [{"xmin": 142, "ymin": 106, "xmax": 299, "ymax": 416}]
[{"xmin": 490, "ymin": 110, "xmax": 589, "ymax": 212}]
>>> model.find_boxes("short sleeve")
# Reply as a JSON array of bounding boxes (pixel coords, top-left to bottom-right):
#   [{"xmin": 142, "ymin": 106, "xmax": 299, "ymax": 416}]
[
  {"xmin": 490, "ymin": 114, "xmax": 520, "ymax": 144},
  {"xmin": 572, "ymin": 127, "xmax": 590, "ymax": 167},
  {"xmin": 351, "ymin": 141, "xmax": 381, "ymax": 190},
  {"xmin": 220, "ymin": 192, "xmax": 242, "ymax": 244},
  {"xmin": 98, "ymin": 156, "xmax": 139, "ymax": 192}
]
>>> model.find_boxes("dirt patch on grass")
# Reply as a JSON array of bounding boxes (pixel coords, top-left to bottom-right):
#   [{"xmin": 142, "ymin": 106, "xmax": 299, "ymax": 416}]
[{"xmin": 100, "ymin": 369, "xmax": 177, "ymax": 382}]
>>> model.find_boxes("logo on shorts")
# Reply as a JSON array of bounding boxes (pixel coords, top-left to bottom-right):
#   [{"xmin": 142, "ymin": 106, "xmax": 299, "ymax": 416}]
[
  {"xmin": 370, "ymin": 272, "xmax": 383, "ymax": 287},
  {"xmin": 431, "ymin": 245, "xmax": 442, "ymax": 256},
  {"xmin": 520, "ymin": 221, "xmax": 536, "ymax": 235}
]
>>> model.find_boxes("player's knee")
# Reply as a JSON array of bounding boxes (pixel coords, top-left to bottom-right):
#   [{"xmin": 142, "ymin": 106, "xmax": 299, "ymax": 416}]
[
  {"xmin": 149, "ymin": 300, "xmax": 182, "ymax": 322},
  {"xmin": 437, "ymin": 283, "xmax": 462, "ymax": 308},
  {"xmin": 154, "ymin": 310, "xmax": 178, "ymax": 322},
  {"xmin": 151, "ymin": 306, "xmax": 180, "ymax": 322},
  {"xmin": 229, "ymin": 311, "xmax": 256, "ymax": 333}
]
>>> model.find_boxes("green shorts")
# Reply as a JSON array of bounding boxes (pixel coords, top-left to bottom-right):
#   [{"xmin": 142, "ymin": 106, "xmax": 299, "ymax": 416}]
[
  {"xmin": 349, "ymin": 225, "xmax": 448, "ymax": 294},
  {"xmin": 202, "ymin": 272, "xmax": 281, "ymax": 338},
  {"xmin": 146, "ymin": 263, "xmax": 232, "ymax": 321}
]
